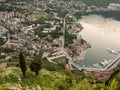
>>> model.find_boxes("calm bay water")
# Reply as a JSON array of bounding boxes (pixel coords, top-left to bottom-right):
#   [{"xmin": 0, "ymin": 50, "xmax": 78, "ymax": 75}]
[
  {"xmin": 76, "ymin": 11, "xmax": 120, "ymax": 66},
  {"xmin": 75, "ymin": 11, "xmax": 120, "ymax": 21}
]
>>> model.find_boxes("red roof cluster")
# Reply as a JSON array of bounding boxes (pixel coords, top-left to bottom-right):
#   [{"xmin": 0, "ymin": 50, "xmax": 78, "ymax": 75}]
[{"xmin": 85, "ymin": 71, "xmax": 112, "ymax": 80}]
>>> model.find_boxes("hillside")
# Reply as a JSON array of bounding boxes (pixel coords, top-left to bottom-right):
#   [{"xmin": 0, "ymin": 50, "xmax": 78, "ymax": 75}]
[
  {"xmin": 0, "ymin": 67, "xmax": 120, "ymax": 90},
  {"xmin": 81, "ymin": 0, "xmax": 120, "ymax": 7}
]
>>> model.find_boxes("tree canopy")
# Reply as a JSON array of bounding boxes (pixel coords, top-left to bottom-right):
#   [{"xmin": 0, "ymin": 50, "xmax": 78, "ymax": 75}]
[{"xmin": 19, "ymin": 50, "xmax": 27, "ymax": 77}]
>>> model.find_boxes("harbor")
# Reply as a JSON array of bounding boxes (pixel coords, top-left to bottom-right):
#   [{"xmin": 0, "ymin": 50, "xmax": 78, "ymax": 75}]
[
  {"xmin": 77, "ymin": 15, "xmax": 120, "ymax": 66},
  {"xmin": 63, "ymin": 14, "xmax": 120, "ymax": 79},
  {"xmin": 74, "ymin": 48, "xmax": 120, "ymax": 68}
]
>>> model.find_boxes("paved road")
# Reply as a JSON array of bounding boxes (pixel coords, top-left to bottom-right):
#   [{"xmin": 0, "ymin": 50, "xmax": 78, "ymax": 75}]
[{"xmin": 48, "ymin": 54, "xmax": 65, "ymax": 60}]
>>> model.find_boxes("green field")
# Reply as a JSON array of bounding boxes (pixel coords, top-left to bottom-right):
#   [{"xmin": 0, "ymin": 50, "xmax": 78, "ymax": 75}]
[{"xmin": 33, "ymin": 13, "xmax": 47, "ymax": 19}]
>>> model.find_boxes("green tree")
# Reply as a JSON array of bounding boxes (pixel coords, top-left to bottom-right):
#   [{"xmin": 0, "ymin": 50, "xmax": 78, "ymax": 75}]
[
  {"xmin": 29, "ymin": 55, "xmax": 42, "ymax": 76},
  {"xmin": 70, "ymin": 78, "xmax": 93, "ymax": 90},
  {"xmin": 0, "ymin": 38, "xmax": 4, "ymax": 45},
  {"xmin": 107, "ymin": 79, "xmax": 118, "ymax": 90},
  {"xmin": 19, "ymin": 50, "xmax": 27, "ymax": 77}
]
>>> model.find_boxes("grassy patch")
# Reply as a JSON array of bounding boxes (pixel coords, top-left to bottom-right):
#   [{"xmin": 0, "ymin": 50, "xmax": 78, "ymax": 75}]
[{"xmin": 32, "ymin": 13, "xmax": 47, "ymax": 20}]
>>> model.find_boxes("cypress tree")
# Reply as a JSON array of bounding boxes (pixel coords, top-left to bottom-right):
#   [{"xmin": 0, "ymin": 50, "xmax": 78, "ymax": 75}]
[{"xmin": 19, "ymin": 50, "xmax": 27, "ymax": 77}]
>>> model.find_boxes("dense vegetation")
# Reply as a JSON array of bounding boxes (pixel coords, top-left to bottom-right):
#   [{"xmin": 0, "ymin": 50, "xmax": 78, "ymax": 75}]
[
  {"xmin": 0, "ymin": 38, "xmax": 4, "ymax": 45},
  {"xmin": 64, "ymin": 30, "xmax": 76, "ymax": 47},
  {"xmin": 0, "ymin": 66, "xmax": 120, "ymax": 90},
  {"xmin": 29, "ymin": 55, "xmax": 42, "ymax": 76},
  {"xmin": 81, "ymin": 0, "xmax": 120, "ymax": 7}
]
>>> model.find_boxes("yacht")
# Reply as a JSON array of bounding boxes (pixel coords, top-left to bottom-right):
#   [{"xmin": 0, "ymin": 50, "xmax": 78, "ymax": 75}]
[
  {"xmin": 100, "ymin": 59, "xmax": 108, "ymax": 66},
  {"xmin": 118, "ymin": 50, "xmax": 120, "ymax": 54},
  {"xmin": 111, "ymin": 50, "xmax": 118, "ymax": 55},
  {"xmin": 107, "ymin": 49, "xmax": 118, "ymax": 55},
  {"xmin": 93, "ymin": 63, "xmax": 101, "ymax": 68},
  {"xmin": 83, "ymin": 64, "xmax": 85, "ymax": 67}
]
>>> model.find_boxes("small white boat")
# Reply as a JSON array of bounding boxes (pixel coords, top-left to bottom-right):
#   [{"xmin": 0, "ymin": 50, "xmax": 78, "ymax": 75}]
[
  {"xmin": 83, "ymin": 64, "xmax": 85, "ymax": 67},
  {"xmin": 108, "ymin": 59, "xmax": 112, "ymax": 64},
  {"xmin": 106, "ymin": 48, "xmax": 111, "ymax": 51},
  {"xmin": 108, "ymin": 50, "xmax": 118, "ymax": 55}
]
